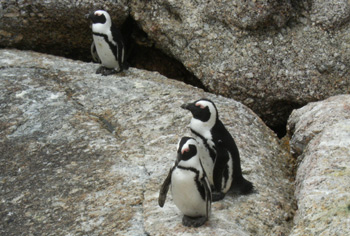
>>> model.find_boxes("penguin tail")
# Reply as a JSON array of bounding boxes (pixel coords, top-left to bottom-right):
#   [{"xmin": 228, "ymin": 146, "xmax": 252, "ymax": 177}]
[
  {"xmin": 123, "ymin": 61, "xmax": 130, "ymax": 70},
  {"xmin": 231, "ymin": 177, "xmax": 254, "ymax": 195}
]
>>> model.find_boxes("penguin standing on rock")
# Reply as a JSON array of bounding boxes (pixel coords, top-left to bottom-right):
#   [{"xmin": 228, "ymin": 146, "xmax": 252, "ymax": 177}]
[
  {"xmin": 87, "ymin": 10, "xmax": 127, "ymax": 75},
  {"xmin": 181, "ymin": 99, "xmax": 254, "ymax": 201},
  {"xmin": 159, "ymin": 137, "xmax": 212, "ymax": 227}
]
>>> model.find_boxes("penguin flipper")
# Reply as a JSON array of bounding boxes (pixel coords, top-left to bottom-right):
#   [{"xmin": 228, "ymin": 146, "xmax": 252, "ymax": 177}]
[
  {"xmin": 158, "ymin": 168, "xmax": 172, "ymax": 207},
  {"xmin": 201, "ymin": 177, "xmax": 212, "ymax": 219},
  {"xmin": 91, "ymin": 42, "xmax": 101, "ymax": 63},
  {"xmin": 213, "ymin": 141, "xmax": 230, "ymax": 192}
]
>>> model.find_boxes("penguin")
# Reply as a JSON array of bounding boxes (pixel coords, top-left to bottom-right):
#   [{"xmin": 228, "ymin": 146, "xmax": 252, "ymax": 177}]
[
  {"xmin": 158, "ymin": 137, "xmax": 212, "ymax": 227},
  {"xmin": 87, "ymin": 10, "xmax": 127, "ymax": 75},
  {"xmin": 181, "ymin": 99, "xmax": 254, "ymax": 201}
]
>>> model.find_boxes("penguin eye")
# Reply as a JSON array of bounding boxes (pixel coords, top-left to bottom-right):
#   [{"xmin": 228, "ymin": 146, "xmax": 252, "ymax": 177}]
[{"xmin": 195, "ymin": 102, "xmax": 205, "ymax": 109}]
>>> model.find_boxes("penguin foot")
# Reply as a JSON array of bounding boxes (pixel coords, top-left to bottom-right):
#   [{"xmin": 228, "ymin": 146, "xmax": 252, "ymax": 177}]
[
  {"xmin": 96, "ymin": 66, "xmax": 117, "ymax": 76},
  {"xmin": 212, "ymin": 191, "xmax": 225, "ymax": 202},
  {"xmin": 102, "ymin": 68, "xmax": 117, "ymax": 75},
  {"xmin": 96, "ymin": 66, "xmax": 104, "ymax": 74},
  {"xmin": 182, "ymin": 215, "xmax": 207, "ymax": 227}
]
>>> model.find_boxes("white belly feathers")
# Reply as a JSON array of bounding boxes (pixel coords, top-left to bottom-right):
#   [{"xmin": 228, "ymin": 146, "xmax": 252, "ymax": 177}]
[
  {"xmin": 171, "ymin": 168, "xmax": 206, "ymax": 217},
  {"xmin": 93, "ymin": 35, "xmax": 119, "ymax": 69}
]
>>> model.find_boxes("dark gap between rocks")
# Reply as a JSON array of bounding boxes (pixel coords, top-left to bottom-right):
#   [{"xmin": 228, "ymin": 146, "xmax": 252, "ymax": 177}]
[
  {"xmin": 120, "ymin": 16, "xmax": 207, "ymax": 90},
  {"xmin": 59, "ymin": 16, "xmax": 207, "ymax": 90},
  {"xmin": 271, "ymin": 123, "xmax": 288, "ymax": 139},
  {"xmin": 263, "ymin": 100, "xmax": 304, "ymax": 139}
]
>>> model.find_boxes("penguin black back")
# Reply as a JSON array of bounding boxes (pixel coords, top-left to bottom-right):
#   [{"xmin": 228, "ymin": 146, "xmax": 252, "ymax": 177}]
[{"xmin": 212, "ymin": 119, "xmax": 253, "ymax": 194}]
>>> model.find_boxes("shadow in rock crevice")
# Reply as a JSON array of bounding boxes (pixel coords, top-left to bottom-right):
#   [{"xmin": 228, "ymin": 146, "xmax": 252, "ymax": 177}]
[
  {"xmin": 120, "ymin": 16, "xmax": 207, "ymax": 91},
  {"xmin": 263, "ymin": 100, "xmax": 304, "ymax": 138}
]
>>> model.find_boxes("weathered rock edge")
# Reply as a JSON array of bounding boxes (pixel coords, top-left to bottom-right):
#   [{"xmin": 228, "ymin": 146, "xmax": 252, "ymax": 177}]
[{"xmin": 287, "ymin": 95, "xmax": 350, "ymax": 236}]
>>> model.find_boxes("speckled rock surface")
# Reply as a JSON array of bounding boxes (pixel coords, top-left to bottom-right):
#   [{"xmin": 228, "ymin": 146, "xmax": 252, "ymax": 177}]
[
  {"xmin": 0, "ymin": 0, "xmax": 128, "ymax": 60},
  {"xmin": 287, "ymin": 95, "xmax": 350, "ymax": 235},
  {"xmin": 287, "ymin": 95, "xmax": 350, "ymax": 157},
  {"xmin": 1, "ymin": 1, "xmax": 350, "ymax": 128},
  {"xmin": 0, "ymin": 49, "xmax": 295, "ymax": 235},
  {"xmin": 205, "ymin": 0, "xmax": 293, "ymax": 29},
  {"xmin": 310, "ymin": 0, "xmax": 350, "ymax": 29},
  {"xmin": 129, "ymin": 0, "xmax": 350, "ymax": 127}
]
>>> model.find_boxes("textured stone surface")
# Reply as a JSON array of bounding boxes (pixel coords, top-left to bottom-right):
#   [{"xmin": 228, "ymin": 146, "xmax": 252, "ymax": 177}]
[
  {"xmin": 310, "ymin": 0, "xmax": 350, "ymax": 29},
  {"xmin": 0, "ymin": 49, "xmax": 295, "ymax": 235},
  {"xmin": 1, "ymin": 1, "xmax": 350, "ymax": 128},
  {"xmin": 129, "ymin": 0, "xmax": 350, "ymax": 127},
  {"xmin": 0, "ymin": 0, "xmax": 128, "ymax": 60},
  {"xmin": 287, "ymin": 95, "xmax": 350, "ymax": 235},
  {"xmin": 206, "ymin": 0, "xmax": 293, "ymax": 29},
  {"xmin": 287, "ymin": 95, "xmax": 350, "ymax": 157}
]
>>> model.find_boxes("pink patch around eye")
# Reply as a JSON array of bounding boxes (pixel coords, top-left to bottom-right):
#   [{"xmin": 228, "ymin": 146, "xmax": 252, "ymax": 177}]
[
  {"xmin": 195, "ymin": 102, "xmax": 205, "ymax": 109},
  {"xmin": 181, "ymin": 148, "xmax": 189, "ymax": 154}
]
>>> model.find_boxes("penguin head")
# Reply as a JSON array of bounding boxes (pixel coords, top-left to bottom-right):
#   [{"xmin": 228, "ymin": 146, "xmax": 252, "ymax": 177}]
[
  {"xmin": 181, "ymin": 98, "xmax": 218, "ymax": 130},
  {"xmin": 87, "ymin": 10, "xmax": 112, "ymax": 30},
  {"xmin": 176, "ymin": 137, "xmax": 199, "ymax": 166}
]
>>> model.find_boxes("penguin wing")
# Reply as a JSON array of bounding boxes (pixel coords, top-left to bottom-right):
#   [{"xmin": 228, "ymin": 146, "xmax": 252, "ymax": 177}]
[
  {"xmin": 158, "ymin": 167, "xmax": 172, "ymax": 207},
  {"xmin": 201, "ymin": 176, "xmax": 212, "ymax": 218},
  {"xmin": 213, "ymin": 140, "xmax": 230, "ymax": 192},
  {"xmin": 90, "ymin": 42, "xmax": 101, "ymax": 63}
]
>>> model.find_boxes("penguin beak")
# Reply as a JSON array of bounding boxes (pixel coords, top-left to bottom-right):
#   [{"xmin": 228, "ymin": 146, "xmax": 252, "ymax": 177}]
[
  {"xmin": 181, "ymin": 102, "xmax": 195, "ymax": 112},
  {"xmin": 86, "ymin": 12, "xmax": 94, "ymax": 20},
  {"xmin": 180, "ymin": 103, "xmax": 188, "ymax": 110},
  {"xmin": 175, "ymin": 152, "xmax": 181, "ymax": 165}
]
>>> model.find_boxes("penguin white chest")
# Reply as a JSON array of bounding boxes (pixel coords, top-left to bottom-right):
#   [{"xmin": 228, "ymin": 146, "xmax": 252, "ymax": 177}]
[
  {"xmin": 222, "ymin": 153, "xmax": 233, "ymax": 193},
  {"xmin": 195, "ymin": 138, "xmax": 215, "ymax": 185},
  {"xmin": 93, "ymin": 35, "xmax": 119, "ymax": 69},
  {"xmin": 171, "ymin": 168, "xmax": 206, "ymax": 217}
]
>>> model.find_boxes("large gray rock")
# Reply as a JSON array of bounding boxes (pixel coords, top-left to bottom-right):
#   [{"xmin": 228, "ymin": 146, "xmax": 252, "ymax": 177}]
[
  {"xmin": 287, "ymin": 95, "xmax": 350, "ymax": 235},
  {"xmin": 129, "ymin": 0, "xmax": 350, "ymax": 127},
  {"xmin": 0, "ymin": 49, "xmax": 295, "ymax": 235},
  {"xmin": 0, "ymin": 0, "xmax": 128, "ymax": 60},
  {"xmin": 2, "ymin": 1, "xmax": 350, "ymax": 128}
]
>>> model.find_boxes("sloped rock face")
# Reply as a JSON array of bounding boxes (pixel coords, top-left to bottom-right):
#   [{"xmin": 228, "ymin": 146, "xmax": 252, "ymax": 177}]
[
  {"xmin": 287, "ymin": 95, "xmax": 350, "ymax": 235},
  {"xmin": 0, "ymin": 49, "xmax": 295, "ymax": 235},
  {"xmin": 129, "ymin": 0, "xmax": 350, "ymax": 128},
  {"xmin": 0, "ymin": 0, "xmax": 128, "ymax": 60}
]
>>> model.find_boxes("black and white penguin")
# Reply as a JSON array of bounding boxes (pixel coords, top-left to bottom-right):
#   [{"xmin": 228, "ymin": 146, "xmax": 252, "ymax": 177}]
[
  {"xmin": 87, "ymin": 10, "xmax": 127, "ymax": 75},
  {"xmin": 181, "ymin": 99, "xmax": 254, "ymax": 201},
  {"xmin": 158, "ymin": 137, "xmax": 212, "ymax": 227}
]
